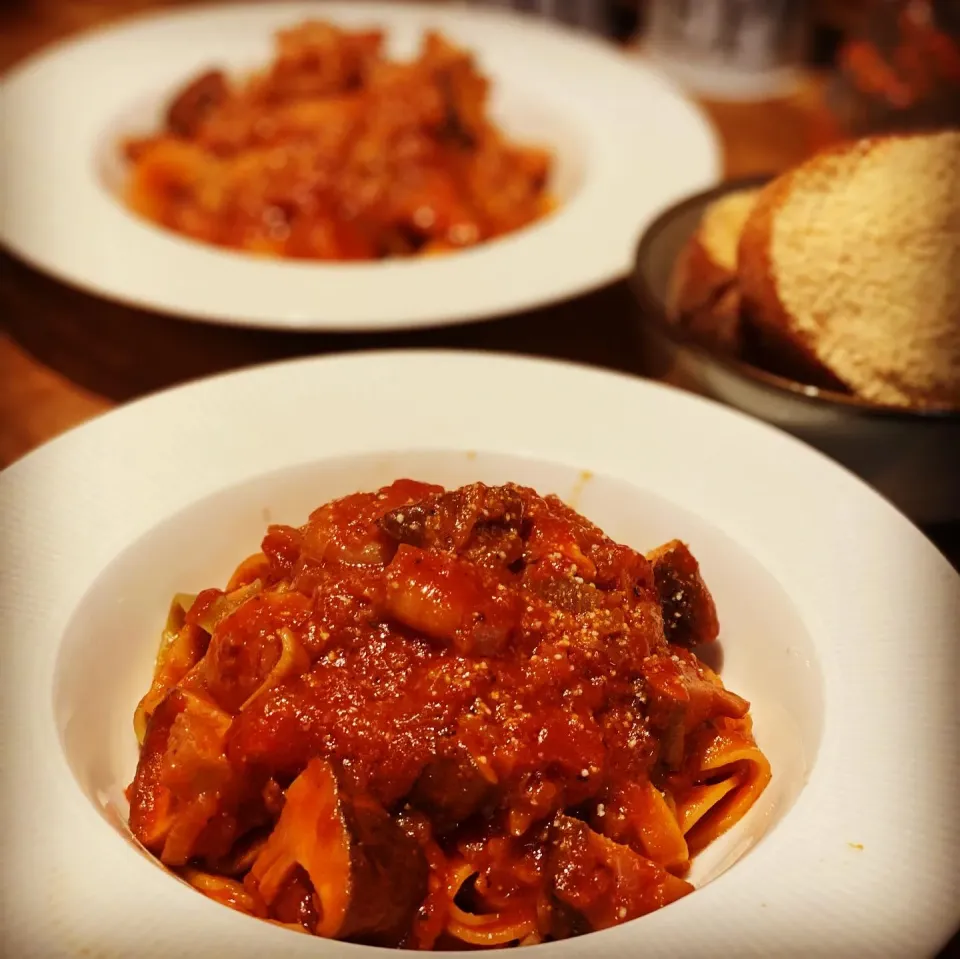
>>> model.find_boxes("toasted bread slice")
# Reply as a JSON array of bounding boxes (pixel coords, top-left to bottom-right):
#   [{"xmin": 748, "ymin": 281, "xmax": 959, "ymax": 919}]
[
  {"xmin": 669, "ymin": 188, "xmax": 759, "ymax": 316},
  {"xmin": 737, "ymin": 130, "xmax": 960, "ymax": 409},
  {"xmin": 668, "ymin": 188, "xmax": 759, "ymax": 352}
]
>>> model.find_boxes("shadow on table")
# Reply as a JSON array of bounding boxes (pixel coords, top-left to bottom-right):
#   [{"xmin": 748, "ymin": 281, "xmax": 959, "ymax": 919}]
[{"xmin": 0, "ymin": 251, "xmax": 642, "ymax": 403}]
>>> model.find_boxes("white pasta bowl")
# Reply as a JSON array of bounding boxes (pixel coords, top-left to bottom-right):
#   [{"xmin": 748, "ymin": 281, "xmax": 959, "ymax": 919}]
[
  {"xmin": 0, "ymin": 350, "xmax": 957, "ymax": 958},
  {"xmin": 0, "ymin": 1, "xmax": 718, "ymax": 332}
]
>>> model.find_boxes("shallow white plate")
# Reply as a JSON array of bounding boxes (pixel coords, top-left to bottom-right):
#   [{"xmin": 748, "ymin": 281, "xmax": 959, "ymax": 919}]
[
  {"xmin": 0, "ymin": 1, "xmax": 719, "ymax": 332},
  {"xmin": 1, "ymin": 351, "xmax": 958, "ymax": 958}
]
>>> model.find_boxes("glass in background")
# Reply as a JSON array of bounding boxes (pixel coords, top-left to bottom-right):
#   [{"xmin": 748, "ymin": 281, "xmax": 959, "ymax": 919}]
[
  {"xmin": 640, "ymin": 0, "xmax": 809, "ymax": 100},
  {"xmin": 463, "ymin": 0, "xmax": 640, "ymax": 40}
]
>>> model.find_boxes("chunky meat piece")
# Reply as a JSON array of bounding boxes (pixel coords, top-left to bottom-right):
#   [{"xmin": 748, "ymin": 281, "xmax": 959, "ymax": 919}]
[
  {"xmin": 166, "ymin": 70, "xmax": 229, "ymax": 137},
  {"xmin": 301, "ymin": 480, "xmax": 441, "ymax": 568},
  {"xmin": 129, "ymin": 690, "xmax": 187, "ymax": 851},
  {"xmin": 249, "ymin": 759, "xmax": 427, "ymax": 946},
  {"xmin": 647, "ymin": 540, "xmax": 720, "ymax": 648},
  {"xmin": 524, "ymin": 575, "xmax": 601, "ymax": 615},
  {"xmin": 382, "ymin": 544, "xmax": 521, "ymax": 656},
  {"xmin": 422, "ymin": 31, "xmax": 489, "ymax": 148},
  {"xmin": 270, "ymin": 865, "xmax": 319, "ymax": 930},
  {"xmin": 643, "ymin": 651, "xmax": 747, "ymax": 731},
  {"xmin": 261, "ymin": 22, "xmax": 384, "ymax": 101},
  {"xmin": 642, "ymin": 650, "xmax": 749, "ymax": 770},
  {"xmin": 129, "ymin": 690, "xmax": 244, "ymax": 866},
  {"xmin": 379, "ymin": 482, "xmax": 526, "ymax": 553},
  {"xmin": 409, "ymin": 744, "xmax": 497, "ymax": 834},
  {"xmin": 261, "ymin": 523, "xmax": 303, "ymax": 570},
  {"xmin": 547, "ymin": 815, "xmax": 692, "ymax": 932}
]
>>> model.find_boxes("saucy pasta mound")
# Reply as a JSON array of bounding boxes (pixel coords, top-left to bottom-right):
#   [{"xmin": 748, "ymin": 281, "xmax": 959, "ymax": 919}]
[
  {"xmin": 128, "ymin": 480, "xmax": 770, "ymax": 948},
  {"xmin": 122, "ymin": 22, "xmax": 554, "ymax": 260}
]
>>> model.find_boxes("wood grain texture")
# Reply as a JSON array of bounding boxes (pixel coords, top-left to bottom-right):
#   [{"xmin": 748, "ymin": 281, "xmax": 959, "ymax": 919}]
[{"xmin": 0, "ymin": 332, "xmax": 111, "ymax": 466}]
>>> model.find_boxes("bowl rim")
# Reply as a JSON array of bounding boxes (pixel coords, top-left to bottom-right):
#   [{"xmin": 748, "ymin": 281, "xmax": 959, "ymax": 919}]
[{"xmin": 630, "ymin": 174, "xmax": 960, "ymax": 424}]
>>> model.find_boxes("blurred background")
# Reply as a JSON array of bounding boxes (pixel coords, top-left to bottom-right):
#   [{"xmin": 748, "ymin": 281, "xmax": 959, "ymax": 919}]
[{"xmin": 4, "ymin": 0, "xmax": 959, "ymax": 148}]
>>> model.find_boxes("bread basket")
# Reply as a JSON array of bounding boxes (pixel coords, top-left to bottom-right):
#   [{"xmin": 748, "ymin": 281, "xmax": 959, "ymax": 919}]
[{"xmin": 630, "ymin": 176, "xmax": 960, "ymax": 526}]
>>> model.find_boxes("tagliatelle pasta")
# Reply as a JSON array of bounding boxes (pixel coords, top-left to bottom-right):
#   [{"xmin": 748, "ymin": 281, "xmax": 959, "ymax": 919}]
[{"xmin": 128, "ymin": 480, "xmax": 770, "ymax": 948}]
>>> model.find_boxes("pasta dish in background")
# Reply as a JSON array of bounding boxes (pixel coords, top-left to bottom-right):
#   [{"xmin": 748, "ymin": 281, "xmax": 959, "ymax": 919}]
[
  {"xmin": 121, "ymin": 22, "xmax": 554, "ymax": 260},
  {"xmin": 128, "ymin": 481, "xmax": 770, "ymax": 948}
]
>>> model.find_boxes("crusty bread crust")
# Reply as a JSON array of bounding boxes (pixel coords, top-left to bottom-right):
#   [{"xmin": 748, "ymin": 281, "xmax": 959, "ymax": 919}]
[
  {"xmin": 737, "ymin": 132, "xmax": 960, "ymax": 408},
  {"xmin": 671, "ymin": 188, "xmax": 759, "ymax": 319},
  {"xmin": 668, "ymin": 231, "xmax": 734, "ymax": 318},
  {"xmin": 736, "ymin": 141, "xmax": 865, "ymax": 389},
  {"xmin": 669, "ymin": 188, "xmax": 760, "ymax": 353},
  {"xmin": 736, "ymin": 165, "xmax": 798, "ymax": 342}
]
